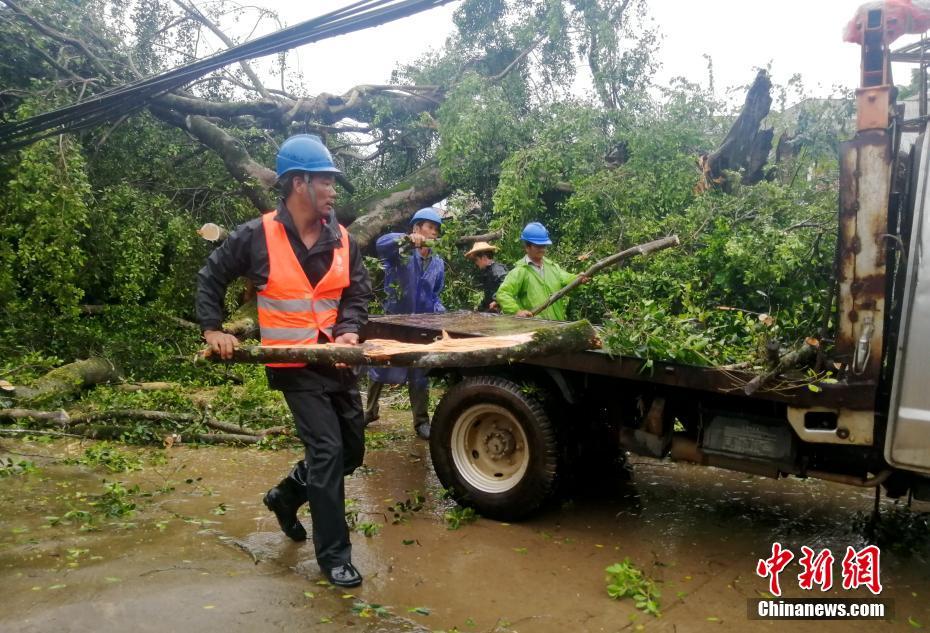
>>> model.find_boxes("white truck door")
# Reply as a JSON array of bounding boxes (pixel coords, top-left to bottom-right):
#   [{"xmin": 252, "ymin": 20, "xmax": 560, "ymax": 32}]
[{"xmin": 885, "ymin": 131, "xmax": 930, "ymax": 473}]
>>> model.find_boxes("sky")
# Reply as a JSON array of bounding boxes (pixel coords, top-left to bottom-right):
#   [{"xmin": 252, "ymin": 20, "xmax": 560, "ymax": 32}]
[{"xmin": 224, "ymin": 0, "xmax": 925, "ymax": 106}]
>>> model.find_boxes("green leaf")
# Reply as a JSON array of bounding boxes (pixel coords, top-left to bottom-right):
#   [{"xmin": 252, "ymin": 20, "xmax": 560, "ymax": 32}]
[{"xmin": 408, "ymin": 606, "xmax": 431, "ymax": 616}]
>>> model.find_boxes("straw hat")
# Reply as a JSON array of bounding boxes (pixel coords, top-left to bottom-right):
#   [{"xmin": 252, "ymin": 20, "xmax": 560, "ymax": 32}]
[{"xmin": 464, "ymin": 241, "xmax": 498, "ymax": 258}]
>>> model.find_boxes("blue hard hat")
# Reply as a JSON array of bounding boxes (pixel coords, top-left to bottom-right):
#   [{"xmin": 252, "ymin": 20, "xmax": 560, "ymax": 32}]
[
  {"xmin": 276, "ymin": 134, "xmax": 341, "ymax": 178},
  {"xmin": 520, "ymin": 222, "xmax": 552, "ymax": 245},
  {"xmin": 409, "ymin": 207, "xmax": 443, "ymax": 227}
]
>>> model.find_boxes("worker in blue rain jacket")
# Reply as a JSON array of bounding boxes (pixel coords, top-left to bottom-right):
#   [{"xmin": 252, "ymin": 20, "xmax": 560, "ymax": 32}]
[{"xmin": 365, "ymin": 207, "xmax": 444, "ymax": 439}]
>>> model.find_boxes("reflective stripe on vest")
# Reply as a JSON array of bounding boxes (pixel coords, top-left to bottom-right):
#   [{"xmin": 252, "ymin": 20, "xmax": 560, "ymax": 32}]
[{"xmin": 257, "ymin": 211, "xmax": 351, "ymax": 368}]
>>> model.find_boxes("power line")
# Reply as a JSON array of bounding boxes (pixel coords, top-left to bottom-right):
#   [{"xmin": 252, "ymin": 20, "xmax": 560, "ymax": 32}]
[{"xmin": 0, "ymin": 0, "xmax": 456, "ymax": 151}]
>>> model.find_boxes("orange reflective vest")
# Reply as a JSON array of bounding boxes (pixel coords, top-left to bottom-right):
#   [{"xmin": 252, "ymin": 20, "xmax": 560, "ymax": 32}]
[{"xmin": 258, "ymin": 211, "xmax": 351, "ymax": 368}]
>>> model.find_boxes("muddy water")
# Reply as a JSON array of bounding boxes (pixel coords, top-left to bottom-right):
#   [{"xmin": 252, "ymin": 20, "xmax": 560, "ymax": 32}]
[{"xmin": 2, "ymin": 411, "xmax": 929, "ymax": 633}]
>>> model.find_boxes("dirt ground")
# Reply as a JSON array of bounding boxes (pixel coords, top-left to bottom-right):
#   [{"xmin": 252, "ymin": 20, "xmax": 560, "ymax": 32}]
[{"xmin": 2, "ymin": 402, "xmax": 929, "ymax": 633}]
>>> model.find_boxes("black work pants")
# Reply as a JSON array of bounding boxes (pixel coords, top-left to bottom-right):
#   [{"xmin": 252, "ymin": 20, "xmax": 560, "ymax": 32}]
[
  {"xmin": 280, "ymin": 387, "xmax": 365, "ymax": 569},
  {"xmin": 365, "ymin": 380, "xmax": 430, "ymax": 428}
]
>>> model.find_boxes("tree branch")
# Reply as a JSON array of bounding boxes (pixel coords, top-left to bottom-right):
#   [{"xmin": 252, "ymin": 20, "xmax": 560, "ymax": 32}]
[
  {"xmin": 154, "ymin": 84, "xmax": 442, "ymax": 128},
  {"xmin": 171, "ymin": 0, "xmax": 272, "ymax": 100},
  {"xmin": 531, "ymin": 236, "xmax": 680, "ymax": 316},
  {"xmin": 340, "ymin": 162, "xmax": 451, "ymax": 248},
  {"xmin": 489, "ymin": 35, "xmax": 546, "ymax": 82},
  {"xmin": 456, "ymin": 230, "xmax": 503, "ymax": 245},
  {"xmin": 1, "ymin": 0, "xmax": 115, "ymax": 81},
  {"xmin": 149, "ymin": 105, "xmax": 275, "ymax": 211}
]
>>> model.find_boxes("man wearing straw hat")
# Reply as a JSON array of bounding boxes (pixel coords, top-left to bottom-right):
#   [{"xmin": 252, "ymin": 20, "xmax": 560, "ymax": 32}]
[{"xmin": 464, "ymin": 241, "xmax": 508, "ymax": 312}]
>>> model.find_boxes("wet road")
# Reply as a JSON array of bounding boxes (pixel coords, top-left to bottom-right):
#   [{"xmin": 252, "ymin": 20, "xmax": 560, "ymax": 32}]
[{"xmin": 2, "ymin": 409, "xmax": 929, "ymax": 632}]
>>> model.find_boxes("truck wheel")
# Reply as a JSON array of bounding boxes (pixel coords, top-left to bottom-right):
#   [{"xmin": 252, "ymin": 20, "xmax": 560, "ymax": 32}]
[{"xmin": 430, "ymin": 376, "xmax": 558, "ymax": 521}]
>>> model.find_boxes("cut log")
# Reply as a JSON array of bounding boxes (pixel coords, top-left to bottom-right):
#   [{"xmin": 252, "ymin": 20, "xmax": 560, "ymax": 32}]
[
  {"xmin": 114, "ymin": 382, "xmax": 180, "ymax": 392},
  {"xmin": 456, "ymin": 230, "xmax": 503, "ymax": 245},
  {"xmin": 0, "ymin": 408, "xmax": 70, "ymax": 424},
  {"xmin": 0, "ymin": 428, "xmax": 83, "ymax": 439},
  {"xmin": 207, "ymin": 320, "xmax": 600, "ymax": 368},
  {"xmin": 198, "ymin": 222, "xmax": 228, "ymax": 242},
  {"xmin": 530, "ymin": 236, "xmax": 680, "ymax": 316},
  {"xmin": 12, "ymin": 357, "xmax": 119, "ymax": 405}
]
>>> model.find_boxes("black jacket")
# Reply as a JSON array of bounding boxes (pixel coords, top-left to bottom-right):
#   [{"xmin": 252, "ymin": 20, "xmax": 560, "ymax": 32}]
[
  {"xmin": 478, "ymin": 261, "xmax": 509, "ymax": 311},
  {"xmin": 196, "ymin": 201, "xmax": 372, "ymax": 391}
]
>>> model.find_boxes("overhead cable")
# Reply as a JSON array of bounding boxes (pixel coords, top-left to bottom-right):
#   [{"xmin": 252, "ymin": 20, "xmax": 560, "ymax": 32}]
[{"xmin": 0, "ymin": 0, "xmax": 456, "ymax": 151}]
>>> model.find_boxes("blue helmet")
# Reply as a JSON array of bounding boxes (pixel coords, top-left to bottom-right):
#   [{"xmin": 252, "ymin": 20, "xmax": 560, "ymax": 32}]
[
  {"xmin": 276, "ymin": 134, "xmax": 341, "ymax": 178},
  {"xmin": 409, "ymin": 207, "xmax": 443, "ymax": 227},
  {"xmin": 521, "ymin": 222, "xmax": 552, "ymax": 245}
]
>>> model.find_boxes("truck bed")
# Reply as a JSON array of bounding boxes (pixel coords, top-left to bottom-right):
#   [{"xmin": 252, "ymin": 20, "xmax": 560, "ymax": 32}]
[{"xmin": 361, "ymin": 311, "xmax": 876, "ymax": 410}]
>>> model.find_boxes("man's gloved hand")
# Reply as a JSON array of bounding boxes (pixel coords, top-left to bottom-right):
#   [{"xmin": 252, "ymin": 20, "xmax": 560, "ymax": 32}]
[{"xmin": 204, "ymin": 330, "xmax": 239, "ymax": 359}]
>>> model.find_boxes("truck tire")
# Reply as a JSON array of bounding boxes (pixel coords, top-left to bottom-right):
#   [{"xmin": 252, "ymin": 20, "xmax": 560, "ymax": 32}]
[{"xmin": 430, "ymin": 376, "xmax": 558, "ymax": 521}]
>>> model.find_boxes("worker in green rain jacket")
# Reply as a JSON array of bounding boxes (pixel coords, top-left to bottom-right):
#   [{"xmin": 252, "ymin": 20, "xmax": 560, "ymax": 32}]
[{"xmin": 495, "ymin": 222, "xmax": 584, "ymax": 321}]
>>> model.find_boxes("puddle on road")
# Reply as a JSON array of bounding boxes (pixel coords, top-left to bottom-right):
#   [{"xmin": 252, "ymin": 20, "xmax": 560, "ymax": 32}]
[{"xmin": 2, "ymin": 415, "xmax": 929, "ymax": 633}]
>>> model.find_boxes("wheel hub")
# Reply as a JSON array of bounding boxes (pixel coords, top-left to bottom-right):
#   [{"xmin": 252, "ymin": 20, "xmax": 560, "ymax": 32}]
[
  {"xmin": 484, "ymin": 427, "xmax": 516, "ymax": 460},
  {"xmin": 449, "ymin": 403, "xmax": 531, "ymax": 494}
]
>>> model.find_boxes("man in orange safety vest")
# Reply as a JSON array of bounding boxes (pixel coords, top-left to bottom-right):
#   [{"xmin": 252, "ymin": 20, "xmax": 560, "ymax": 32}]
[{"xmin": 197, "ymin": 134, "xmax": 371, "ymax": 588}]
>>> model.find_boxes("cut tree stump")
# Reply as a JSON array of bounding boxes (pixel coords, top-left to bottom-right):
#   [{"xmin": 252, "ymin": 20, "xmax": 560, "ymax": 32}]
[{"xmin": 206, "ymin": 320, "xmax": 600, "ymax": 368}]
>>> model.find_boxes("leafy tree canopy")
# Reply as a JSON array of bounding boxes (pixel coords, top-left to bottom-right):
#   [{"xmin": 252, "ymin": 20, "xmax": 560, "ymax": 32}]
[{"xmin": 0, "ymin": 0, "xmax": 850, "ymax": 380}]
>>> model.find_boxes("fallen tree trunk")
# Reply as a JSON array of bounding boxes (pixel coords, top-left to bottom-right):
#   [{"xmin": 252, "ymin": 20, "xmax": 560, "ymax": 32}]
[
  {"xmin": 0, "ymin": 408, "xmax": 69, "ymax": 424},
  {"xmin": 456, "ymin": 230, "xmax": 503, "ymax": 245},
  {"xmin": 531, "ymin": 236, "xmax": 680, "ymax": 316},
  {"xmin": 208, "ymin": 320, "xmax": 600, "ymax": 367},
  {"xmin": 0, "ymin": 428, "xmax": 83, "ymax": 439},
  {"xmin": 743, "ymin": 338, "xmax": 820, "ymax": 396},
  {"xmin": 342, "ymin": 163, "xmax": 452, "ymax": 248},
  {"xmin": 700, "ymin": 69, "xmax": 773, "ymax": 191},
  {"xmin": 11, "ymin": 358, "xmax": 119, "ymax": 405}
]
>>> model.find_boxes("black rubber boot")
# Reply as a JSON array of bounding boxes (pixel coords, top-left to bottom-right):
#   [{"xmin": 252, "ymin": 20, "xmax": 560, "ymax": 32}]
[
  {"xmin": 324, "ymin": 562, "xmax": 363, "ymax": 587},
  {"xmin": 263, "ymin": 471, "xmax": 307, "ymax": 542},
  {"xmin": 410, "ymin": 380, "xmax": 430, "ymax": 440}
]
